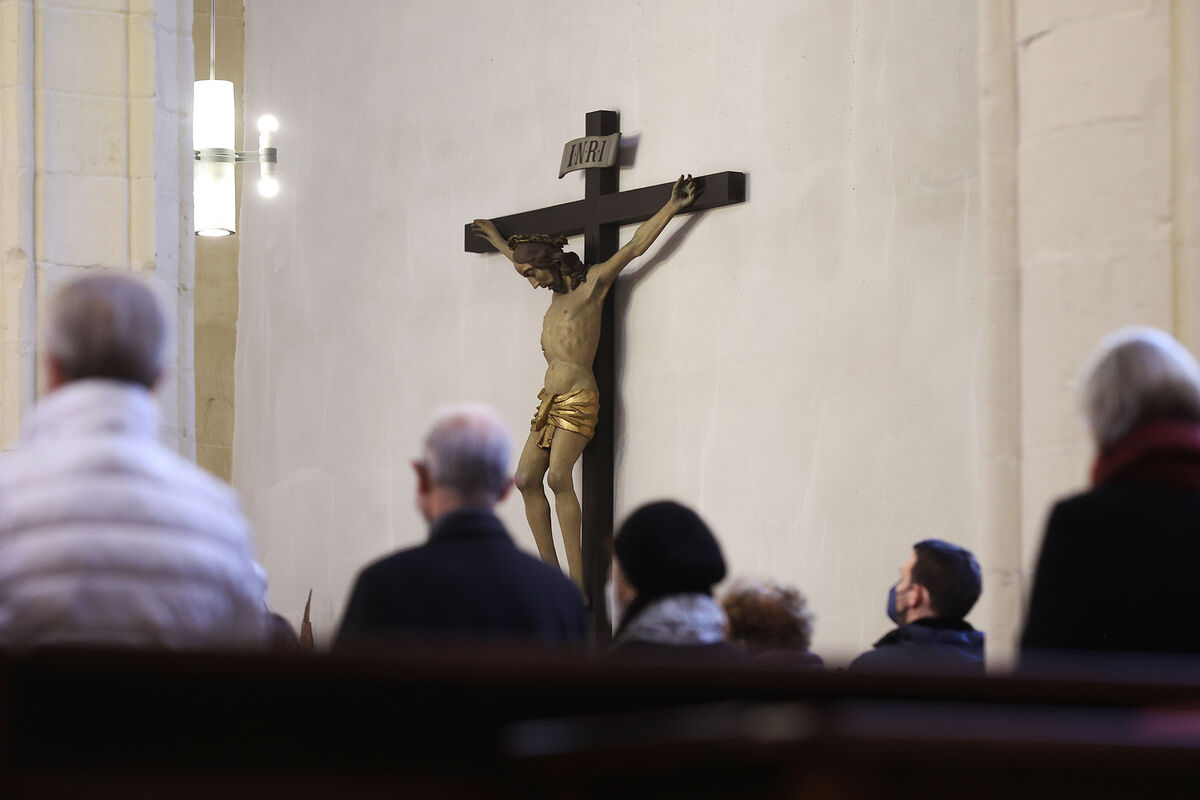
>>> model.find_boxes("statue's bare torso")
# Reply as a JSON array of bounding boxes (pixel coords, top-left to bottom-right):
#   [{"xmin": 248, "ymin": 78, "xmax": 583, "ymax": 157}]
[{"xmin": 540, "ymin": 284, "xmax": 603, "ymax": 397}]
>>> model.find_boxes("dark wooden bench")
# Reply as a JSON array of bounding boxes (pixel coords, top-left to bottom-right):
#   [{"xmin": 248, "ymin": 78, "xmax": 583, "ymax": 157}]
[{"xmin": 4, "ymin": 644, "xmax": 1200, "ymax": 798}]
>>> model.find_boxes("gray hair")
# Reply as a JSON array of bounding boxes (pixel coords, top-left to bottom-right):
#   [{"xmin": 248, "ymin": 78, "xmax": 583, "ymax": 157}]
[
  {"xmin": 1082, "ymin": 326, "xmax": 1200, "ymax": 451},
  {"xmin": 47, "ymin": 272, "xmax": 167, "ymax": 389},
  {"xmin": 423, "ymin": 403, "xmax": 513, "ymax": 505}
]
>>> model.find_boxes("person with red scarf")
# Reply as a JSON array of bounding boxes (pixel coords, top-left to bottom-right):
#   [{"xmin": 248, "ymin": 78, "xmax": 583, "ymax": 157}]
[{"xmin": 1021, "ymin": 327, "xmax": 1200, "ymax": 659}]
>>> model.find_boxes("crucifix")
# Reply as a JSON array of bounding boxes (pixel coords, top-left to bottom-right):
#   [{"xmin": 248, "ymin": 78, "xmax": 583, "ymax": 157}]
[{"xmin": 464, "ymin": 110, "xmax": 745, "ymax": 638}]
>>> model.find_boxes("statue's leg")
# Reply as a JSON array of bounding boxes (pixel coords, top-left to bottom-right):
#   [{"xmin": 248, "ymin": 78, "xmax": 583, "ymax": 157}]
[
  {"xmin": 516, "ymin": 431, "xmax": 556, "ymax": 566},
  {"xmin": 545, "ymin": 429, "xmax": 590, "ymax": 588}
]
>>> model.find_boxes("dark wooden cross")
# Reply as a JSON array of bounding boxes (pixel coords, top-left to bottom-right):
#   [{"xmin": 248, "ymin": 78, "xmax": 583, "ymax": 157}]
[{"xmin": 464, "ymin": 110, "xmax": 745, "ymax": 637}]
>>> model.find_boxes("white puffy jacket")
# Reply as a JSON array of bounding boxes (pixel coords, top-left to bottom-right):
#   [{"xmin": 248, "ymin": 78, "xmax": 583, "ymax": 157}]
[{"xmin": 0, "ymin": 380, "xmax": 269, "ymax": 648}]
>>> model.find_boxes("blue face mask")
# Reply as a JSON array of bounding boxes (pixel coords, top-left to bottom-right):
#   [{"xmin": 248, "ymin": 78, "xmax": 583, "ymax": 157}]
[{"xmin": 887, "ymin": 583, "xmax": 906, "ymax": 625}]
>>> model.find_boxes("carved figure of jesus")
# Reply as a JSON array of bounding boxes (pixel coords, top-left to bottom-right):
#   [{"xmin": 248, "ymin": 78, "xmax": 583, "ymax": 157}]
[{"xmin": 471, "ymin": 175, "xmax": 699, "ymax": 586}]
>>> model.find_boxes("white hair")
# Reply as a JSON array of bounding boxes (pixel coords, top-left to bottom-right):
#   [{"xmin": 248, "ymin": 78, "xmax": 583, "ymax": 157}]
[
  {"xmin": 423, "ymin": 403, "xmax": 513, "ymax": 505},
  {"xmin": 1082, "ymin": 326, "xmax": 1200, "ymax": 451},
  {"xmin": 46, "ymin": 271, "xmax": 167, "ymax": 389}
]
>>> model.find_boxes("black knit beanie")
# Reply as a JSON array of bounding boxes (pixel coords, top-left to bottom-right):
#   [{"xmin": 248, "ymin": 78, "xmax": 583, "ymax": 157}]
[{"xmin": 613, "ymin": 500, "xmax": 726, "ymax": 600}]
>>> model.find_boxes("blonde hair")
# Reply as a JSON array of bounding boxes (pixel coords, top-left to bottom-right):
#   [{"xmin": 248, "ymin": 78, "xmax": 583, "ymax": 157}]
[{"xmin": 721, "ymin": 578, "xmax": 814, "ymax": 651}]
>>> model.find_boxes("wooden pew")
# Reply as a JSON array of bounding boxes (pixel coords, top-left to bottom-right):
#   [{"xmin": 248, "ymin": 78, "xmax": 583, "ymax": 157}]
[{"xmin": 3, "ymin": 644, "xmax": 1200, "ymax": 798}]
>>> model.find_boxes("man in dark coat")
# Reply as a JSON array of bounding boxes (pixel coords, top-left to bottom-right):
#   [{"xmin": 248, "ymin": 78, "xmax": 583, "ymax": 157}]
[
  {"xmin": 335, "ymin": 404, "xmax": 588, "ymax": 648},
  {"xmin": 1021, "ymin": 327, "xmax": 1200, "ymax": 662},
  {"xmin": 849, "ymin": 539, "xmax": 984, "ymax": 674}
]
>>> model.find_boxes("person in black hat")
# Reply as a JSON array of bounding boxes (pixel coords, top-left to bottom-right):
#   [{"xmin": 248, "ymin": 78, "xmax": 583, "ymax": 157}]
[{"xmin": 607, "ymin": 501, "xmax": 745, "ymax": 662}]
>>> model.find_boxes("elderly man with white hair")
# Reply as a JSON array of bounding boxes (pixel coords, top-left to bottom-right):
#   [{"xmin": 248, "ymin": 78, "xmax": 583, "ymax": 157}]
[
  {"xmin": 1021, "ymin": 327, "xmax": 1200, "ymax": 658},
  {"xmin": 335, "ymin": 404, "xmax": 587, "ymax": 647},
  {"xmin": 0, "ymin": 272, "xmax": 269, "ymax": 648}
]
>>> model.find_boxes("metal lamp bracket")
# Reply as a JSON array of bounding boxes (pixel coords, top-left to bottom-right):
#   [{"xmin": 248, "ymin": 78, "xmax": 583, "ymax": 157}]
[{"xmin": 195, "ymin": 146, "xmax": 278, "ymax": 165}]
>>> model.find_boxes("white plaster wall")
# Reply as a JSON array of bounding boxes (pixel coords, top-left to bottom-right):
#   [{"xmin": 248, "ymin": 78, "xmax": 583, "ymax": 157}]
[{"xmin": 238, "ymin": 0, "xmax": 986, "ymax": 661}]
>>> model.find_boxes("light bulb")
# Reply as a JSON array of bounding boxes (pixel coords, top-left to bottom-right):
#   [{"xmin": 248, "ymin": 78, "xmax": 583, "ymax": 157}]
[
  {"xmin": 258, "ymin": 176, "xmax": 280, "ymax": 198},
  {"xmin": 257, "ymin": 114, "xmax": 279, "ymax": 134}
]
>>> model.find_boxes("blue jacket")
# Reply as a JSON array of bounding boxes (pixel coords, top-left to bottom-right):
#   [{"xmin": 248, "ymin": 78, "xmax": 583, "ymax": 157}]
[{"xmin": 849, "ymin": 617, "xmax": 985, "ymax": 674}]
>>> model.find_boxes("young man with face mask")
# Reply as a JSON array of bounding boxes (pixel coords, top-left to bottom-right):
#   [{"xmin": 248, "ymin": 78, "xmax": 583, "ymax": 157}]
[{"xmin": 849, "ymin": 539, "xmax": 984, "ymax": 674}]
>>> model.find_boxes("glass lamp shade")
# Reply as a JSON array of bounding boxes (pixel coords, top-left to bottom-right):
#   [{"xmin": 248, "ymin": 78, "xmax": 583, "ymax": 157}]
[{"xmin": 194, "ymin": 80, "xmax": 236, "ymax": 236}]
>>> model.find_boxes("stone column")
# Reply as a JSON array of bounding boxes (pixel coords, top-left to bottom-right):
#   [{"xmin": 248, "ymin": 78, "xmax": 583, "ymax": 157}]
[
  {"xmin": 975, "ymin": 0, "xmax": 1199, "ymax": 662},
  {"xmin": 1174, "ymin": 0, "xmax": 1200, "ymax": 354},
  {"xmin": 978, "ymin": 0, "xmax": 1023, "ymax": 668},
  {"xmin": 0, "ymin": 0, "xmax": 194, "ymax": 455},
  {"xmin": 1014, "ymin": 0, "xmax": 1177, "ymax": 574},
  {"xmin": 0, "ymin": 0, "xmax": 38, "ymax": 447}
]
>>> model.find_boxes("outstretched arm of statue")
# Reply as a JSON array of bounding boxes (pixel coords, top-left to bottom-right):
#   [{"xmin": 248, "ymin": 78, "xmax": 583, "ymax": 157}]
[
  {"xmin": 471, "ymin": 219, "xmax": 517, "ymax": 264},
  {"xmin": 590, "ymin": 175, "xmax": 699, "ymax": 288}
]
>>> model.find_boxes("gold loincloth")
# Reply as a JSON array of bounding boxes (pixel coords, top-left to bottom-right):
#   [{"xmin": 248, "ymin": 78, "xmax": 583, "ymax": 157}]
[{"xmin": 530, "ymin": 389, "xmax": 600, "ymax": 449}]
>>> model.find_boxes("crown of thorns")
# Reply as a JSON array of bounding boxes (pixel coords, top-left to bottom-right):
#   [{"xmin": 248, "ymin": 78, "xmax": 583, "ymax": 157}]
[{"xmin": 507, "ymin": 233, "xmax": 568, "ymax": 250}]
